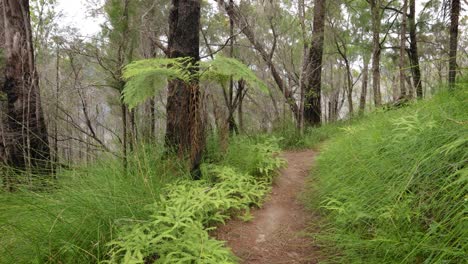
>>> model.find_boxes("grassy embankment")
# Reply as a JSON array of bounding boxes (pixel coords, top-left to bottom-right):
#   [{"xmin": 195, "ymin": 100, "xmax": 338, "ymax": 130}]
[{"xmin": 307, "ymin": 85, "xmax": 467, "ymax": 263}]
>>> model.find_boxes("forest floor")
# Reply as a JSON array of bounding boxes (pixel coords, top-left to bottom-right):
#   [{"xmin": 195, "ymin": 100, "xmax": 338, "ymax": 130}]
[{"xmin": 214, "ymin": 150, "xmax": 321, "ymax": 264}]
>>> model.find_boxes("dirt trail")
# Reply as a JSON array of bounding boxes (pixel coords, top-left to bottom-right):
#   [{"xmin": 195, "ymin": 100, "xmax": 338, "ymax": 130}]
[{"xmin": 214, "ymin": 150, "xmax": 319, "ymax": 264}]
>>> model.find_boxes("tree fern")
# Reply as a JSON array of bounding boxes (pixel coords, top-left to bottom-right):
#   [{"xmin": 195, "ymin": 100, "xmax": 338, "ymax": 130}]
[{"xmin": 121, "ymin": 55, "xmax": 268, "ymax": 109}]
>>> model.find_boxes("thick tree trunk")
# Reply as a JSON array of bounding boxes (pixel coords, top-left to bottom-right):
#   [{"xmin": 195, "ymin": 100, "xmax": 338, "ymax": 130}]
[
  {"xmin": 1, "ymin": 0, "xmax": 51, "ymax": 179},
  {"xmin": 399, "ymin": 0, "xmax": 408, "ymax": 98},
  {"xmin": 304, "ymin": 0, "xmax": 326, "ymax": 126},
  {"xmin": 359, "ymin": 56, "xmax": 369, "ymax": 114},
  {"xmin": 448, "ymin": 0, "xmax": 460, "ymax": 88},
  {"xmin": 408, "ymin": 0, "xmax": 423, "ymax": 99},
  {"xmin": 370, "ymin": 0, "xmax": 382, "ymax": 106},
  {"xmin": 165, "ymin": 0, "xmax": 204, "ymax": 173}
]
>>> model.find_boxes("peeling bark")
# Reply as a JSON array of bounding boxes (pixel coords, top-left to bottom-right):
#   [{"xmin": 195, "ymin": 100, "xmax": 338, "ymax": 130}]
[{"xmin": 1, "ymin": 0, "xmax": 51, "ymax": 180}]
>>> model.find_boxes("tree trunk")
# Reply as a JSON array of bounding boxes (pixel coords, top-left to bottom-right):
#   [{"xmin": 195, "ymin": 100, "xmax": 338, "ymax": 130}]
[
  {"xmin": 304, "ymin": 0, "xmax": 326, "ymax": 126},
  {"xmin": 399, "ymin": 0, "xmax": 408, "ymax": 99},
  {"xmin": 1, "ymin": 0, "xmax": 51, "ymax": 180},
  {"xmin": 448, "ymin": 0, "xmax": 460, "ymax": 88},
  {"xmin": 408, "ymin": 0, "xmax": 423, "ymax": 99},
  {"xmin": 165, "ymin": 0, "xmax": 204, "ymax": 173},
  {"xmin": 121, "ymin": 102, "xmax": 128, "ymax": 172},
  {"xmin": 219, "ymin": 0, "xmax": 299, "ymax": 120},
  {"xmin": 359, "ymin": 56, "xmax": 369, "ymax": 114},
  {"xmin": 370, "ymin": 0, "xmax": 382, "ymax": 106},
  {"xmin": 237, "ymin": 80, "xmax": 245, "ymax": 132},
  {"xmin": 227, "ymin": 0, "xmax": 238, "ymax": 134}
]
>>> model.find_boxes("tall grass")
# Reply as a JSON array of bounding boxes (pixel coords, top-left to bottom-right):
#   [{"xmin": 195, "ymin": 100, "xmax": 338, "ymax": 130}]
[
  {"xmin": 309, "ymin": 88, "xmax": 467, "ymax": 263},
  {"xmin": 0, "ymin": 145, "xmax": 188, "ymax": 263},
  {"xmin": 272, "ymin": 118, "xmax": 351, "ymax": 150},
  {"xmin": 0, "ymin": 135, "xmax": 284, "ymax": 263}
]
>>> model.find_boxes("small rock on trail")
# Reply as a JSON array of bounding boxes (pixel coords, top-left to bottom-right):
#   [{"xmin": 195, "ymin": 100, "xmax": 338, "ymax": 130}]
[{"xmin": 213, "ymin": 150, "xmax": 320, "ymax": 264}]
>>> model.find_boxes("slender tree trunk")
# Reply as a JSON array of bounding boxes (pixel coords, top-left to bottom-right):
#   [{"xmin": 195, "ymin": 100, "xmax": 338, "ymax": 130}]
[
  {"xmin": 359, "ymin": 56, "xmax": 369, "ymax": 114},
  {"xmin": 165, "ymin": 0, "xmax": 204, "ymax": 173},
  {"xmin": 1, "ymin": 0, "xmax": 51, "ymax": 181},
  {"xmin": 304, "ymin": 0, "xmax": 326, "ymax": 126},
  {"xmin": 399, "ymin": 0, "xmax": 408, "ymax": 99},
  {"xmin": 448, "ymin": 0, "xmax": 460, "ymax": 88},
  {"xmin": 408, "ymin": 0, "xmax": 423, "ymax": 99},
  {"xmin": 121, "ymin": 102, "xmax": 128, "ymax": 172},
  {"xmin": 237, "ymin": 79, "xmax": 245, "ymax": 133},
  {"xmin": 219, "ymin": 0, "xmax": 299, "ymax": 120},
  {"xmin": 227, "ymin": 0, "xmax": 238, "ymax": 134},
  {"xmin": 370, "ymin": 0, "xmax": 382, "ymax": 106},
  {"xmin": 54, "ymin": 44, "xmax": 59, "ymax": 169},
  {"xmin": 298, "ymin": 0, "xmax": 308, "ymax": 132}
]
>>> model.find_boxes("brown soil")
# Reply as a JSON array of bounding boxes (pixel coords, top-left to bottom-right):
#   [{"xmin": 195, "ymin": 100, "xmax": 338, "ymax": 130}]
[{"xmin": 213, "ymin": 150, "xmax": 320, "ymax": 264}]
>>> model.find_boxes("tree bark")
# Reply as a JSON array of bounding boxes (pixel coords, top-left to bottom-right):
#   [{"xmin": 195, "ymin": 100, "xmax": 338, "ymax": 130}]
[
  {"xmin": 359, "ymin": 56, "xmax": 370, "ymax": 114},
  {"xmin": 448, "ymin": 0, "xmax": 460, "ymax": 88},
  {"xmin": 408, "ymin": 0, "xmax": 423, "ymax": 99},
  {"xmin": 304, "ymin": 0, "xmax": 326, "ymax": 126},
  {"xmin": 370, "ymin": 0, "xmax": 382, "ymax": 106},
  {"xmin": 165, "ymin": 0, "xmax": 204, "ymax": 173},
  {"xmin": 399, "ymin": 0, "xmax": 408, "ymax": 98},
  {"xmin": 1, "ymin": 0, "xmax": 51, "ymax": 179},
  {"xmin": 237, "ymin": 80, "xmax": 245, "ymax": 133}
]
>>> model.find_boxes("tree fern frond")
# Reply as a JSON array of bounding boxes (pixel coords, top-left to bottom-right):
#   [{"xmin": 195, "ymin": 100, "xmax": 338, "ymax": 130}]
[
  {"xmin": 202, "ymin": 55, "xmax": 269, "ymax": 94},
  {"xmin": 122, "ymin": 58, "xmax": 192, "ymax": 109},
  {"xmin": 121, "ymin": 55, "xmax": 268, "ymax": 109}
]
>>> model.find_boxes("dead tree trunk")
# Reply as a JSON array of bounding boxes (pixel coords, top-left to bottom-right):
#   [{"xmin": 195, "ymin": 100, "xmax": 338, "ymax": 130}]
[
  {"xmin": 165, "ymin": 0, "xmax": 204, "ymax": 174},
  {"xmin": 1, "ymin": 0, "xmax": 51, "ymax": 180},
  {"xmin": 304, "ymin": 0, "xmax": 326, "ymax": 126},
  {"xmin": 448, "ymin": 0, "xmax": 460, "ymax": 88}
]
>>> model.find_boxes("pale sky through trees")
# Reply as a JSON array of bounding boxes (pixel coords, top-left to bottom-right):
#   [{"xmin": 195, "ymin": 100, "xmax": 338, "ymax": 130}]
[
  {"xmin": 55, "ymin": 0, "xmax": 439, "ymax": 36},
  {"xmin": 57, "ymin": 0, "xmax": 104, "ymax": 36}
]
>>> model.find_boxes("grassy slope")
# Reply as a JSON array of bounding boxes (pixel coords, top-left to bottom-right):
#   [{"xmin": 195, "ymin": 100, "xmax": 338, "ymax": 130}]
[
  {"xmin": 308, "ymin": 88, "xmax": 467, "ymax": 263},
  {"xmin": 0, "ymin": 136, "xmax": 284, "ymax": 263},
  {"xmin": 0, "ymin": 148, "xmax": 183, "ymax": 263}
]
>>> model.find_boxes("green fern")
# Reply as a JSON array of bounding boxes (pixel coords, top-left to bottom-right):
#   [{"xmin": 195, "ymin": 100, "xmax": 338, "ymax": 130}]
[
  {"xmin": 104, "ymin": 138, "xmax": 285, "ymax": 263},
  {"xmin": 121, "ymin": 55, "xmax": 268, "ymax": 109}
]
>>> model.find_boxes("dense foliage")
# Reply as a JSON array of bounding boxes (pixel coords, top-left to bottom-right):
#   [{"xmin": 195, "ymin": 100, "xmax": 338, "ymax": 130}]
[
  {"xmin": 105, "ymin": 137, "xmax": 285, "ymax": 263},
  {"xmin": 0, "ymin": 136, "xmax": 284, "ymax": 263},
  {"xmin": 310, "ymin": 86, "xmax": 467, "ymax": 263}
]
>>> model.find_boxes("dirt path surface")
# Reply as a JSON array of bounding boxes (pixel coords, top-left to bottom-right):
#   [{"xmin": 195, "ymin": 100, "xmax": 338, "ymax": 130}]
[{"xmin": 214, "ymin": 150, "xmax": 319, "ymax": 264}]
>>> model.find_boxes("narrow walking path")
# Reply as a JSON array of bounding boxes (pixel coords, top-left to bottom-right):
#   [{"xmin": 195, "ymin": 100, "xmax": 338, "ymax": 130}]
[{"xmin": 214, "ymin": 150, "xmax": 319, "ymax": 264}]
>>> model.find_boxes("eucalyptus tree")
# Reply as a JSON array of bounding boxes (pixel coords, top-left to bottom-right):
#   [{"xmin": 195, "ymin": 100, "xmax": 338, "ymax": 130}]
[
  {"xmin": 1, "ymin": 0, "xmax": 51, "ymax": 189},
  {"xmin": 408, "ymin": 0, "xmax": 423, "ymax": 98},
  {"xmin": 303, "ymin": 0, "xmax": 326, "ymax": 125},
  {"xmin": 97, "ymin": 0, "xmax": 139, "ymax": 169},
  {"xmin": 166, "ymin": 0, "xmax": 204, "ymax": 173},
  {"xmin": 448, "ymin": 0, "xmax": 460, "ymax": 88},
  {"xmin": 369, "ymin": 0, "xmax": 383, "ymax": 106}
]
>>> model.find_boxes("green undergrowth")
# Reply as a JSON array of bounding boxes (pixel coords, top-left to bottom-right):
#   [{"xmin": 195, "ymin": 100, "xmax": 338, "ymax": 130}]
[
  {"xmin": 0, "ymin": 136, "xmax": 284, "ymax": 263},
  {"xmin": 310, "ymin": 88, "xmax": 467, "ymax": 263},
  {"xmin": 104, "ymin": 136, "xmax": 285, "ymax": 263},
  {"xmin": 0, "ymin": 147, "xmax": 184, "ymax": 263},
  {"xmin": 272, "ymin": 119, "xmax": 350, "ymax": 150}
]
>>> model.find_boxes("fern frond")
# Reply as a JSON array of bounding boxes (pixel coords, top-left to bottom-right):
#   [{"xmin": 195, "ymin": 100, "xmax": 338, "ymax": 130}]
[
  {"xmin": 121, "ymin": 55, "xmax": 268, "ymax": 109},
  {"xmin": 202, "ymin": 55, "xmax": 269, "ymax": 94},
  {"xmin": 122, "ymin": 57, "xmax": 192, "ymax": 109}
]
